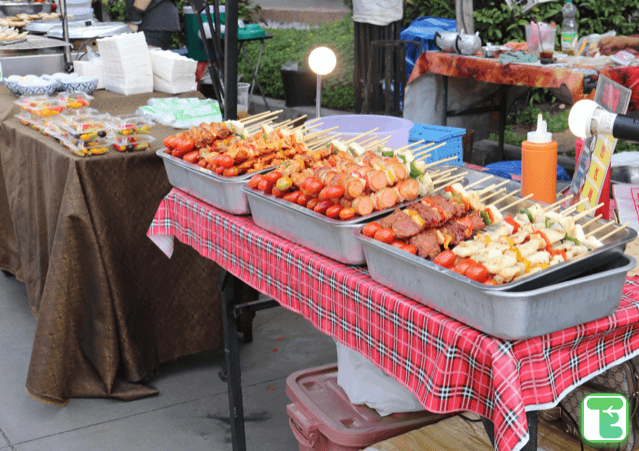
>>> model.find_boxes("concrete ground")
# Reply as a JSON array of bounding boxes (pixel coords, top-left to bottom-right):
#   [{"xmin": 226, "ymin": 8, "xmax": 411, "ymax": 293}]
[{"xmin": 0, "ymin": 271, "xmax": 337, "ymax": 451}]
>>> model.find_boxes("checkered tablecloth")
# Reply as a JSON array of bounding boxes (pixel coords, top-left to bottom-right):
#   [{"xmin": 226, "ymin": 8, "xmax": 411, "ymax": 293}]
[{"xmin": 148, "ymin": 188, "xmax": 639, "ymax": 451}]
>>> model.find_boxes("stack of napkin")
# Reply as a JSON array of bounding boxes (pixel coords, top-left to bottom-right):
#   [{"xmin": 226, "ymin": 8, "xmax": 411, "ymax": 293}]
[
  {"xmin": 149, "ymin": 49, "xmax": 198, "ymax": 94},
  {"xmin": 97, "ymin": 32, "xmax": 154, "ymax": 96}
]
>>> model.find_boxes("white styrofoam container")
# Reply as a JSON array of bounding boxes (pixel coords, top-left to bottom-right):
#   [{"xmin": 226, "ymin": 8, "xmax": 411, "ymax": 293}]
[{"xmin": 73, "ymin": 60, "xmax": 105, "ymax": 89}]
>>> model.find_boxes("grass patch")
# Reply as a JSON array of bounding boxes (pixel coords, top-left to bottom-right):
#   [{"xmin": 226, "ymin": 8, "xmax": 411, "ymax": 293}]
[{"xmin": 237, "ymin": 15, "xmax": 355, "ymax": 111}]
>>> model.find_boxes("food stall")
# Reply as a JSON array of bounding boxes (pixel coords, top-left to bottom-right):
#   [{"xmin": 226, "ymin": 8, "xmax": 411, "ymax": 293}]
[{"xmin": 140, "ymin": 106, "xmax": 639, "ymax": 451}]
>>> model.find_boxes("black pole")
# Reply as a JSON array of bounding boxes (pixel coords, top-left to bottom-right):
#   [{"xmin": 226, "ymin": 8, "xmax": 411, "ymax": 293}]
[{"xmin": 224, "ymin": 0, "xmax": 238, "ymax": 120}]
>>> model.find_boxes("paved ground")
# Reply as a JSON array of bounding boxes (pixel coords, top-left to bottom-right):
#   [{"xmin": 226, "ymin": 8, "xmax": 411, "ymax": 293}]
[{"xmin": 0, "ymin": 271, "xmax": 337, "ymax": 451}]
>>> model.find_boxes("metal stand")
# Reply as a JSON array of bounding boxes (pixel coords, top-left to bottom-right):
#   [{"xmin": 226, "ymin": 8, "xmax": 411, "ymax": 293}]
[
  {"xmin": 481, "ymin": 411, "xmax": 539, "ymax": 451},
  {"xmin": 240, "ymin": 39, "xmax": 270, "ymax": 110},
  {"xmin": 217, "ymin": 269, "xmax": 280, "ymax": 451}
]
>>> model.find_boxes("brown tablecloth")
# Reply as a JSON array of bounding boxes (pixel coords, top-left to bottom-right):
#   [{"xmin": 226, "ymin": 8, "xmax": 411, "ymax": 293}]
[{"xmin": 0, "ymin": 88, "xmax": 223, "ymax": 405}]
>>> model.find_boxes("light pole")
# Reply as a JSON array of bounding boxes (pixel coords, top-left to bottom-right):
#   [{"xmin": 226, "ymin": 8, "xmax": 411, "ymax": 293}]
[{"xmin": 309, "ymin": 47, "xmax": 336, "ymax": 118}]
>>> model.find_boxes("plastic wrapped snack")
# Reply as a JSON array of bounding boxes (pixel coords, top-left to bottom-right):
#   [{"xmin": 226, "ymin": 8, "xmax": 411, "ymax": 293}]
[
  {"xmin": 111, "ymin": 134, "xmax": 156, "ymax": 152},
  {"xmin": 53, "ymin": 112, "xmax": 112, "ymax": 139},
  {"xmin": 56, "ymin": 91, "xmax": 93, "ymax": 109},
  {"xmin": 108, "ymin": 114, "xmax": 154, "ymax": 135},
  {"xmin": 14, "ymin": 96, "xmax": 65, "ymax": 117}
]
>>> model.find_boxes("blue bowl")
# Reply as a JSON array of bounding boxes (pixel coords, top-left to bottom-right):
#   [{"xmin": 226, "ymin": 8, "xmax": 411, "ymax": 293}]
[
  {"xmin": 20, "ymin": 80, "xmax": 59, "ymax": 96},
  {"xmin": 60, "ymin": 77, "xmax": 98, "ymax": 95},
  {"xmin": 5, "ymin": 80, "xmax": 23, "ymax": 96}
]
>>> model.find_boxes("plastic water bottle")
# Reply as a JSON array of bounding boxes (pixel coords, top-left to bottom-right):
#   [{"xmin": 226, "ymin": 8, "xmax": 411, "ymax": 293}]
[{"xmin": 561, "ymin": 0, "xmax": 578, "ymax": 55}]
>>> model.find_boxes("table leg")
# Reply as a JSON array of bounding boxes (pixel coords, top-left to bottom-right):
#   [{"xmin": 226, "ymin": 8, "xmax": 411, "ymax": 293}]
[
  {"xmin": 218, "ymin": 268, "xmax": 247, "ymax": 451},
  {"xmin": 481, "ymin": 411, "xmax": 538, "ymax": 451},
  {"xmin": 249, "ymin": 40, "xmax": 265, "ymax": 102},
  {"xmin": 442, "ymin": 75, "xmax": 449, "ymax": 126},
  {"xmin": 241, "ymin": 42, "xmax": 269, "ymax": 110}
]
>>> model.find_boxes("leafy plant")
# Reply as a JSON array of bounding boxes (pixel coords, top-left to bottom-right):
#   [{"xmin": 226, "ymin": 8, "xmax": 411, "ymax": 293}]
[
  {"xmin": 488, "ymin": 126, "xmax": 526, "ymax": 147},
  {"xmin": 237, "ymin": 15, "xmax": 356, "ymax": 111},
  {"xmin": 615, "ymin": 141, "xmax": 639, "ymax": 153}
]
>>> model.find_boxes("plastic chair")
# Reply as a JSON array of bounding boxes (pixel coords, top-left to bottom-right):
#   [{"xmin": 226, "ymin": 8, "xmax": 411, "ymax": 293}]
[{"xmin": 363, "ymin": 40, "xmax": 422, "ymax": 117}]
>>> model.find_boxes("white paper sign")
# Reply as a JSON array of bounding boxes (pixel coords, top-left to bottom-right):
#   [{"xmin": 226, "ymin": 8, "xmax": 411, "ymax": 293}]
[{"xmin": 612, "ymin": 183, "xmax": 639, "ymax": 233}]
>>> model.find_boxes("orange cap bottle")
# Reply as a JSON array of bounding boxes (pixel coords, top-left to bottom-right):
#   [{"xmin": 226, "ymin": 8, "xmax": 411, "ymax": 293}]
[{"xmin": 521, "ymin": 114, "xmax": 557, "ymax": 204}]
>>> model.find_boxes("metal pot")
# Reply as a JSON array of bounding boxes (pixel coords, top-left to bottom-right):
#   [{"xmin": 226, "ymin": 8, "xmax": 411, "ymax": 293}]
[
  {"xmin": 434, "ymin": 30, "xmax": 458, "ymax": 53},
  {"xmin": 455, "ymin": 30, "xmax": 482, "ymax": 56}
]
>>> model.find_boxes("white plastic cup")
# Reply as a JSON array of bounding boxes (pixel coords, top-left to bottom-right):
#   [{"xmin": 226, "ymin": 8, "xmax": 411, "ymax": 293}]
[
  {"xmin": 525, "ymin": 24, "xmax": 556, "ymax": 59},
  {"xmin": 237, "ymin": 82, "xmax": 250, "ymax": 119}
]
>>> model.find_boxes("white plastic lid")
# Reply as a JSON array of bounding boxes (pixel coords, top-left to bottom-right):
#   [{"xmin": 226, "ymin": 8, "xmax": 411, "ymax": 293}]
[{"xmin": 527, "ymin": 114, "xmax": 552, "ymax": 143}]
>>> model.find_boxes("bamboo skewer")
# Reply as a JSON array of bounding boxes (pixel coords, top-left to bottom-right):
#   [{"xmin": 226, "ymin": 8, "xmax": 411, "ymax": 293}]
[
  {"xmin": 240, "ymin": 109, "xmax": 283, "ymax": 124},
  {"xmin": 581, "ymin": 215, "xmax": 602, "ymax": 229},
  {"xmin": 464, "ymin": 175, "xmax": 494, "ymax": 190},
  {"xmin": 572, "ymin": 203, "xmax": 605, "ymax": 221},
  {"xmin": 433, "ymin": 175, "xmax": 467, "ymax": 192},
  {"xmin": 499, "ymin": 194, "xmax": 535, "ymax": 212},
  {"xmin": 560, "ymin": 199, "xmax": 588, "ymax": 216},
  {"xmin": 243, "ymin": 114, "xmax": 281, "ymax": 129},
  {"xmin": 543, "ymin": 194, "xmax": 574, "ymax": 212},
  {"xmin": 392, "ymin": 140, "xmax": 426, "ymax": 153},
  {"xmin": 303, "ymin": 117, "xmax": 323, "ymax": 126},
  {"xmin": 597, "ymin": 223, "xmax": 629, "ymax": 242},
  {"xmin": 364, "ymin": 137, "xmax": 390, "ymax": 151},
  {"xmin": 415, "ymin": 142, "xmax": 447, "ymax": 161},
  {"xmin": 344, "ymin": 128, "xmax": 379, "ymax": 145},
  {"xmin": 292, "ymin": 122, "xmax": 323, "ymax": 133},
  {"xmin": 309, "ymin": 134, "xmax": 341, "ymax": 150},
  {"xmin": 271, "ymin": 118, "xmax": 295, "ymax": 129},
  {"xmin": 480, "ymin": 188, "xmax": 507, "ymax": 202},
  {"xmin": 585, "ymin": 221, "xmax": 616, "ymax": 238},
  {"xmin": 304, "ymin": 126, "xmax": 339, "ymax": 141},
  {"xmin": 422, "ymin": 155, "xmax": 459, "ymax": 169},
  {"xmin": 488, "ymin": 189, "xmax": 518, "ymax": 207},
  {"xmin": 430, "ymin": 169, "xmax": 455, "ymax": 180},
  {"xmin": 357, "ymin": 136, "xmax": 378, "ymax": 147},
  {"xmin": 246, "ymin": 120, "xmax": 274, "ymax": 134},
  {"xmin": 410, "ymin": 142, "xmax": 438, "ymax": 156},
  {"xmin": 478, "ymin": 180, "xmax": 510, "ymax": 195},
  {"xmin": 433, "ymin": 172, "xmax": 468, "ymax": 186}
]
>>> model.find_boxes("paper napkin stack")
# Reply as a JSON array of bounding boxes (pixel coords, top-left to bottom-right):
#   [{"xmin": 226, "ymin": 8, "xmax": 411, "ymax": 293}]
[
  {"xmin": 97, "ymin": 32, "xmax": 154, "ymax": 96},
  {"xmin": 149, "ymin": 49, "xmax": 198, "ymax": 94}
]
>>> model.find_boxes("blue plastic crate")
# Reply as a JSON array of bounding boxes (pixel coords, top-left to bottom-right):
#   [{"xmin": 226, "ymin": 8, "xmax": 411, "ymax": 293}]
[
  {"xmin": 485, "ymin": 160, "xmax": 571, "ymax": 182},
  {"xmin": 408, "ymin": 123, "xmax": 465, "ymax": 166},
  {"xmin": 400, "ymin": 16, "xmax": 457, "ymax": 80}
]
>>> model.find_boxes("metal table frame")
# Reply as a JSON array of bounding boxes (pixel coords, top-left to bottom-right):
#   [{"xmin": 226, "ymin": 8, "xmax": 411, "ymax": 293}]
[{"xmin": 217, "ymin": 270, "xmax": 541, "ymax": 451}]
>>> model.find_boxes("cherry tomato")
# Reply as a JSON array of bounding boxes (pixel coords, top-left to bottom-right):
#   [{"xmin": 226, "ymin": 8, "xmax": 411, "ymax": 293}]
[
  {"xmin": 390, "ymin": 241, "xmax": 405, "ymax": 249},
  {"xmin": 362, "ymin": 222, "xmax": 381, "ymax": 238},
  {"xmin": 325, "ymin": 204, "xmax": 343, "ymax": 219},
  {"xmin": 319, "ymin": 185, "xmax": 345, "ymax": 200},
  {"xmin": 373, "ymin": 228, "xmax": 395, "ymax": 244},
  {"xmin": 215, "ymin": 166, "xmax": 225, "ymax": 175},
  {"xmin": 466, "ymin": 263, "xmax": 489, "ymax": 283},
  {"xmin": 223, "ymin": 167, "xmax": 239, "ymax": 177},
  {"xmin": 401, "ymin": 244, "xmax": 417, "ymax": 255},
  {"xmin": 483, "ymin": 278, "xmax": 498, "ymax": 286},
  {"xmin": 433, "ymin": 250, "xmax": 456, "ymax": 268},
  {"xmin": 176, "ymin": 138, "xmax": 195, "ymax": 154},
  {"xmin": 314, "ymin": 199, "xmax": 333, "ymax": 214},
  {"xmin": 287, "ymin": 191, "xmax": 302, "ymax": 204},
  {"xmin": 264, "ymin": 171, "xmax": 282, "ymax": 184},
  {"xmin": 272, "ymin": 187, "xmax": 285, "ymax": 198},
  {"xmin": 218, "ymin": 154, "xmax": 234, "ymax": 168},
  {"xmin": 282, "ymin": 192, "xmax": 297, "ymax": 202},
  {"xmin": 454, "ymin": 259, "xmax": 477, "ymax": 276},
  {"xmin": 258, "ymin": 179, "xmax": 274, "ymax": 194},
  {"xmin": 306, "ymin": 198, "xmax": 320, "ymax": 210},
  {"xmin": 297, "ymin": 194, "xmax": 313, "ymax": 207},
  {"xmin": 183, "ymin": 150, "xmax": 199, "ymax": 164},
  {"xmin": 306, "ymin": 179, "xmax": 324, "ymax": 196},
  {"xmin": 163, "ymin": 136, "xmax": 178, "ymax": 149},
  {"xmin": 248, "ymin": 174, "xmax": 264, "ymax": 189},
  {"xmin": 339, "ymin": 207, "xmax": 355, "ymax": 220}
]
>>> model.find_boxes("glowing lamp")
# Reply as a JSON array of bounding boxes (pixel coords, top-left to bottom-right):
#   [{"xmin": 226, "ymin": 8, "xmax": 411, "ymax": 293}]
[{"xmin": 309, "ymin": 47, "xmax": 336, "ymax": 117}]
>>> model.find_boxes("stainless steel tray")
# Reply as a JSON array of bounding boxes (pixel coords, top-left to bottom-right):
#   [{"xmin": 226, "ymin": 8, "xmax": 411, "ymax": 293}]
[
  {"xmin": 157, "ymin": 149, "xmax": 268, "ymax": 215},
  {"xmin": 358, "ymin": 232, "xmax": 636, "ymax": 339},
  {"xmin": 243, "ymin": 185, "xmax": 367, "ymax": 265},
  {"xmin": 374, "ymin": 164, "xmax": 638, "ymax": 291},
  {"xmin": 0, "ymin": 37, "xmax": 26, "ymax": 45}
]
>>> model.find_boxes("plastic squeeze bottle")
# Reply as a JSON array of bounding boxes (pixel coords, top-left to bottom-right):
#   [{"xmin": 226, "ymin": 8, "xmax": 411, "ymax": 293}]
[
  {"xmin": 561, "ymin": 0, "xmax": 578, "ymax": 55},
  {"xmin": 521, "ymin": 114, "xmax": 557, "ymax": 204}
]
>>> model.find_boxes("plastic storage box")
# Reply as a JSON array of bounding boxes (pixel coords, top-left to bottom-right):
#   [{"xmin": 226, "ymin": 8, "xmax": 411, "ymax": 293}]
[
  {"xmin": 408, "ymin": 123, "xmax": 465, "ymax": 165},
  {"xmin": 183, "ymin": 5, "xmax": 225, "ymax": 61},
  {"xmin": 400, "ymin": 16, "xmax": 457, "ymax": 80},
  {"xmin": 286, "ymin": 364, "xmax": 448, "ymax": 451}
]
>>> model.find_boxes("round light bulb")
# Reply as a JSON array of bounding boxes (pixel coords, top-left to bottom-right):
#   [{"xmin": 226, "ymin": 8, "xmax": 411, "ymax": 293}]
[
  {"xmin": 569, "ymin": 99, "xmax": 599, "ymax": 139},
  {"xmin": 309, "ymin": 47, "xmax": 336, "ymax": 76}
]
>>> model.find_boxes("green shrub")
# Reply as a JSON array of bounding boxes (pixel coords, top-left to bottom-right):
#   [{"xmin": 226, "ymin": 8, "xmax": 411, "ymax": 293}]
[
  {"xmin": 237, "ymin": 16, "xmax": 355, "ymax": 111},
  {"xmin": 403, "ymin": 0, "xmax": 639, "ymax": 47}
]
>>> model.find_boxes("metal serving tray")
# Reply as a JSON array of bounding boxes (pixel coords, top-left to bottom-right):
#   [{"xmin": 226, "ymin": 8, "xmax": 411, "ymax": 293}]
[
  {"xmin": 359, "ymin": 232, "xmax": 636, "ymax": 339},
  {"xmin": 243, "ymin": 185, "xmax": 369, "ymax": 265},
  {"xmin": 374, "ymin": 164, "xmax": 638, "ymax": 291},
  {"xmin": 157, "ymin": 149, "xmax": 269, "ymax": 215}
]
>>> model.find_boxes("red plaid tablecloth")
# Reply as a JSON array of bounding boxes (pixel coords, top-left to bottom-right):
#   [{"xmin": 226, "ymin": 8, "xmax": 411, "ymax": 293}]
[{"xmin": 148, "ymin": 188, "xmax": 639, "ymax": 451}]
